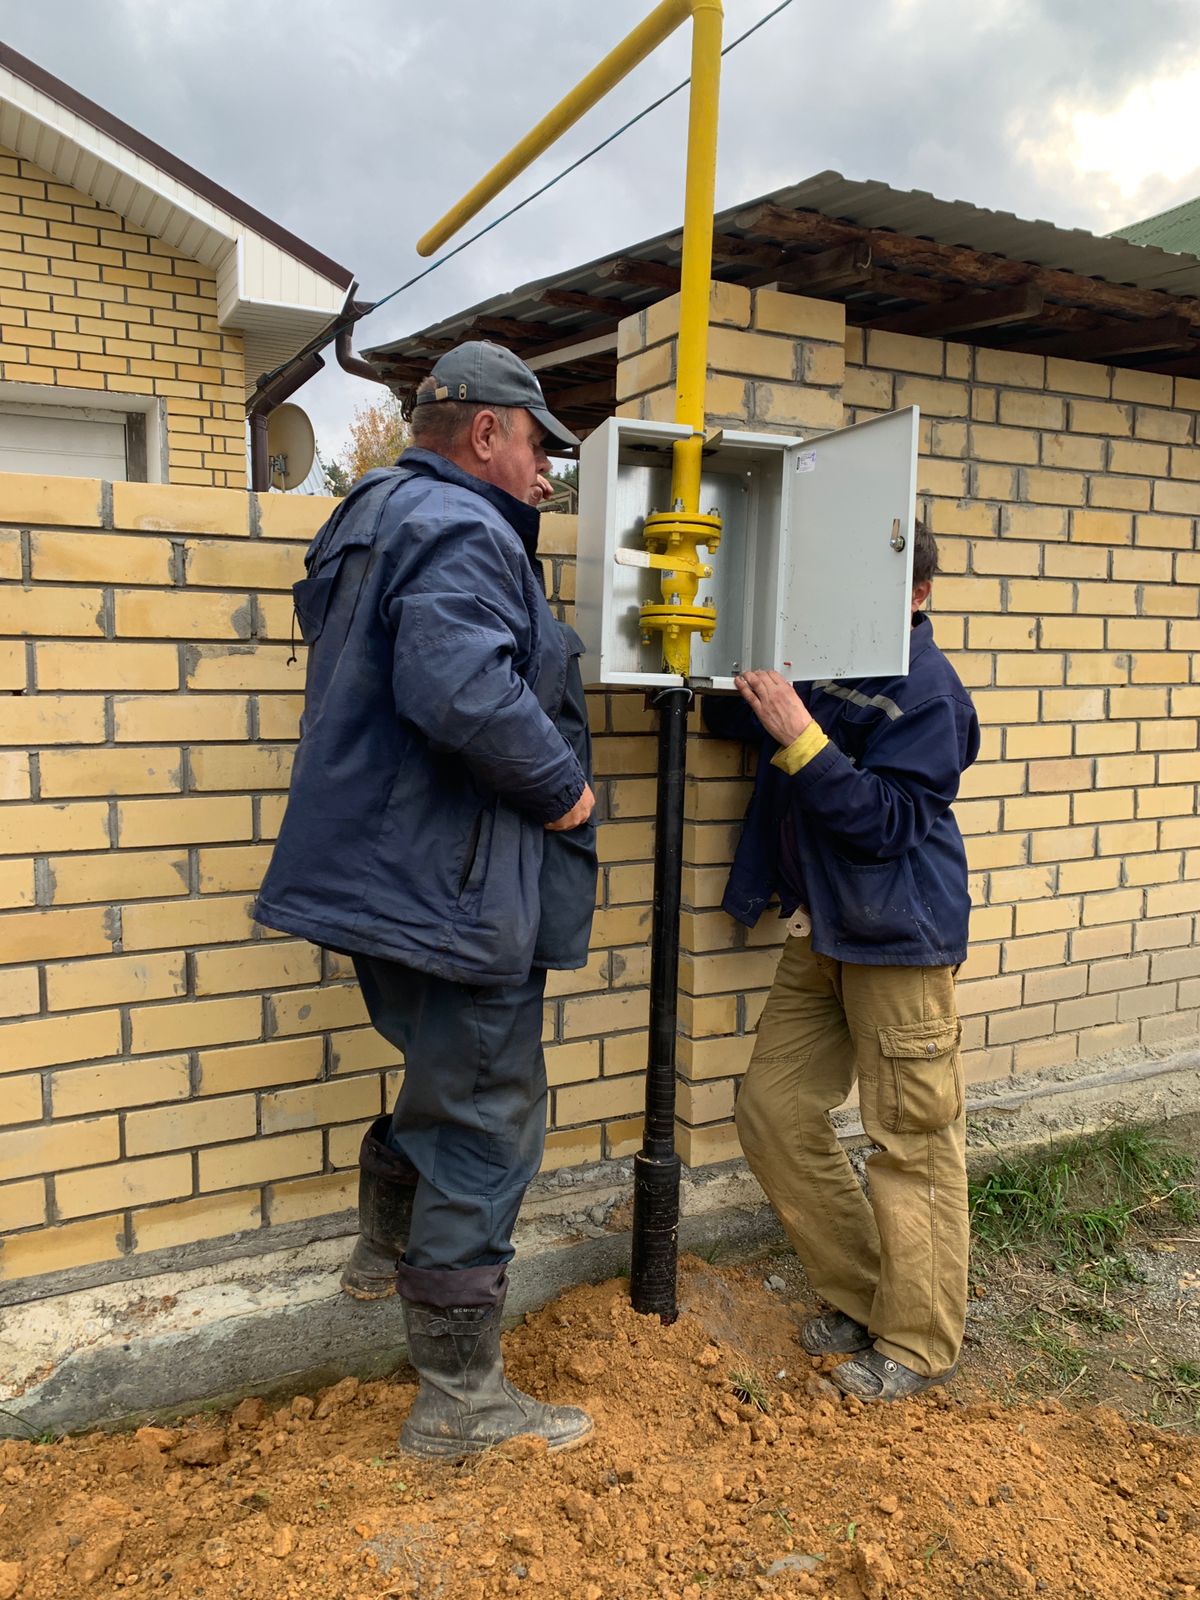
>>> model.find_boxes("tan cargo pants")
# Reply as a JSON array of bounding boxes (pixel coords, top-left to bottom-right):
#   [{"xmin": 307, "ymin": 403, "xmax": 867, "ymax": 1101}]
[{"xmin": 735, "ymin": 934, "xmax": 968, "ymax": 1376}]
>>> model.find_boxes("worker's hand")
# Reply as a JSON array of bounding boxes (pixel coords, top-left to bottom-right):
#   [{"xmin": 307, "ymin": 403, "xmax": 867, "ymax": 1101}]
[
  {"xmin": 546, "ymin": 782, "xmax": 595, "ymax": 832},
  {"xmin": 532, "ymin": 474, "xmax": 554, "ymax": 506},
  {"xmin": 735, "ymin": 670, "xmax": 812, "ymax": 747}
]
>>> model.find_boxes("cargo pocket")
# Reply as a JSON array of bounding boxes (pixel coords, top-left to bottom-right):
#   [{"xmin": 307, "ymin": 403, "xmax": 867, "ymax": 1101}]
[{"xmin": 875, "ymin": 1017, "xmax": 963, "ymax": 1134}]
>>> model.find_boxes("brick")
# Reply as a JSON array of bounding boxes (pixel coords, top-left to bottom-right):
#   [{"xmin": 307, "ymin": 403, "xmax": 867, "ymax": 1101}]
[
  {"xmin": 0, "ymin": 640, "xmax": 24, "ymax": 692},
  {"xmin": 616, "ymin": 343, "xmax": 673, "ymax": 400},
  {"xmin": 45, "ymin": 950, "xmax": 187, "ymax": 1012},
  {"xmin": 199, "ymin": 1034, "xmax": 323, "ymax": 1096},
  {"xmin": 1088, "ymin": 954, "xmax": 1150, "ymax": 994},
  {"xmin": 987, "ymin": 1002, "xmax": 1056, "ymax": 1045},
  {"xmin": 112, "ymin": 693, "xmax": 250, "ymax": 743},
  {"xmin": 36, "ymin": 640, "xmax": 179, "ymax": 690},
  {"xmin": 555, "ymin": 1073, "xmax": 646, "ymax": 1127},
  {"xmin": 329, "ymin": 1026, "xmax": 402, "ymax": 1075},
  {"xmin": 114, "ymin": 589, "xmax": 251, "ymax": 639},
  {"xmin": 57, "ymin": 1152, "xmax": 193, "ymax": 1219},
  {"xmin": 0, "ymin": 1176, "xmax": 46, "ymax": 1232},
  {"xmin": 195, "ymin": 843, "xmax": 273, "ymax": 893},
  {"xmin": 972, "ymin": 424, "xmax": 1039, "ymax": 465},
  {"xmin": 753, "ymin": 289, "xmax": 844, "ymax": 343},
  {"xmin": 121, "ymin": 894, "xmax": 255, "ymax": 951},
  {"xmin": 49, "ymin": 1052, "xmax": 189, "ymax": 1118},
  {"xmin": 124, "ymin": 1093, "xmax": 257, "ymax": 1157},
  {"xmin": 1072, "ymin": 509, "xmax": 1134, "ymax": 546},
  {"xmin": 256, "ymin": 695, "xmax": 304, "ymax": 740},
  {"xmin": 0, "ymin": 1215, "xmax": 123, "ymax": 1281},
  {"xmin": 975, "ymin": 349, "xmax": 1045, "ymax": 389},
  {"xmin": 268, "ymin": 983, "xmax": 368, "ymax": 1035},
  {"xmin": 0, "ymin": 472, "xmax": 102, "ymax": 526},
  {"xmin": 0, "ymin": 1112, "xmax": 119, "ymax": 1181},
  {"xmin": 31, "ymin": 529, "xmax": 173, "ymax": 584},
  {"xmin": 183, "ymin": 644, "xmax": 304, "ymax": 691},
  {"xmin": 260, "ymin": 1075, "xmax": 380, "ymax": 1135},
  {"xmin": 1000, "ymin": 932, "xmax": 1068, "ymax": 972},
  {"xmin": 131, "ymin": 1188, "xmax": 261, "ymax": 1254},
  {"xmin": 1041, "ymin": 434, "xmax": 1105, "ymax": 471},
  {"xmin": 256, "ymin": 493, "xmax": 338, "ymax": 541},
  {"xmin": 0, "ymin": 695, "xmax": 106, "ymax": 747},
  {"xmin": 0, "ymin": 531, "xmax": 20, "ymax": 582},
  {"xmin": 187, "ymin": 743, "xmax": 293, "ymax": 791},
  {"xmin": 193, "ymin": 939, "xmax": 320, "ymax": 996},
  {"xmin": 39, "ymin": 746, "xmax": 183, "ymax": 798},
  {"xmin": 0, "ymin": 1071, "xmax": 41, "ymax": 1127},
  {"xmin": 0, "ymin": 584, "xmax": 105, "ymax": 637},
  {"xmin": 0, "ymin": 905, "xmax": 113, "ymax": 966},
  {"xmin": 111, "ymin": 481, "xmax": 249, "ymax": 535},
  {"xmin": 129, "ymin": 993, "xmax": 260, "ymax": 1054},
  {"xmin": 183, "ymin": 539, "xmax": 304, "ymax": 590},
  {"xmin": 0, "ymin": 800, "xmax": 110, "ymax": 856},
  {"xmin": 998, "ymin": 391, "xmax": 1065, "ymax": 430},
  {"xmin": 117, "ymin": 794, "xmax": 253, "ymax": 848},
  {"xmin": 751, "ymin": 383, "xmax": 842, "ymax": 430},
  {"xmin": 47, "ymin": 847, "xmax": 188, "ymax": 906},
  {"xmin": 268, "ymin": 1171, "xmax": 356, "ymax": 1224},
  {"xmin": 199, "ymin": 1130, "xmax": 321, "ymax": 1191}
]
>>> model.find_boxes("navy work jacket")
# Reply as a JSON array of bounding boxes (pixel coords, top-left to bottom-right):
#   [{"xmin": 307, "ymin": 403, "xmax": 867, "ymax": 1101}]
[
  {"xmin": 703, "ymin": 614, "xmax": 980, "ymax": 967},
  {"xmin": 255, "ymin": 449, "xmax": 594, "ymax": 986}
]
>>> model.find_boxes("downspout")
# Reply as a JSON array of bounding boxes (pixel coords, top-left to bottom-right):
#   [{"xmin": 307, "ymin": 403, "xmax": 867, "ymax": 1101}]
[{"xmin": 245, "ymin": 282, "xmax": 383, "ymax": 492}]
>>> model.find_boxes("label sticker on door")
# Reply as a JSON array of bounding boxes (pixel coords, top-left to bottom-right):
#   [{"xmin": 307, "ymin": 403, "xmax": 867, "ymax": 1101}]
[{"xmin": 794, "ymin": 450, "xmax": 816, "ymax": 473}]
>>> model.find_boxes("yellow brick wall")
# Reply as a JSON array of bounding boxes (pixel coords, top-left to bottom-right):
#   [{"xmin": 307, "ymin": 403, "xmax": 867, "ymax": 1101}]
[
  {"xmin": 0, "ymin": 474, "xmax": 661, "ymax": 1284},
  {"xmin": 0, "ymin": 146, "xmax": 247, "ymax": 488},
  {"xmin": 4, "ymin": 283, "xmax": 1199, "ymax": 1288},
  {"xmin": 618, "ymin": 286, "xmax": 1200, "ymax": 1141}
]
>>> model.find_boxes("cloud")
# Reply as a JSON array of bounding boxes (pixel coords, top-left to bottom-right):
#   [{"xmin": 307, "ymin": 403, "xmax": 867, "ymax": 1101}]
[{"xmin": 4, "ymin": 0, "xmax": 1200, "ymax": 459}]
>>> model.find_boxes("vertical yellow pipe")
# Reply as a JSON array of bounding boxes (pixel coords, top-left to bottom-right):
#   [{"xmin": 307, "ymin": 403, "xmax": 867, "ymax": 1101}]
[{"xmin": 669, "ymin": 0, "xmax": 723, "ymax": 516}]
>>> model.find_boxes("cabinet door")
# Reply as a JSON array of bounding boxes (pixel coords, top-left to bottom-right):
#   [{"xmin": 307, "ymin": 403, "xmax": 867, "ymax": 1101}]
[{"xmin": 778, "ymin": 406, "xmax": 918, "ymax": 681}]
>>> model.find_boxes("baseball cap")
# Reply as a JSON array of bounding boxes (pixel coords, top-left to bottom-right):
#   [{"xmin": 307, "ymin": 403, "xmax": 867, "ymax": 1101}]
[{"xmin": 414, "ymin": 340, "xmax": 580, "ymax": 449}]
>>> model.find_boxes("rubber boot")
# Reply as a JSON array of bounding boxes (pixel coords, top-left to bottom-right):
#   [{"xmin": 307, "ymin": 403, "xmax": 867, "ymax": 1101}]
[
  {"xmin": 339, "ymin": 1115, "xmax": 416, "ymax": 1301},
  {"xmin": 398, "ymin": 1297, "xmax": 594, "ymax": 1459}
]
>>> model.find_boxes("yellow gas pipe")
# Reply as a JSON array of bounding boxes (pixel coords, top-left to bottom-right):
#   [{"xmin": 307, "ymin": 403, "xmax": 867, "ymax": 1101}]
[{"xmin": 417, "ymin": 0, "xmax": 725, "ymax": 679}]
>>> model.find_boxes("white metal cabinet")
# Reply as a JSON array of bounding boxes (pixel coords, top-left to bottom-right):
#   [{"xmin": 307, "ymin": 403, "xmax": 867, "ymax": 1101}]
[{"xmin": 575, "ymin": 408, "xmax": 919, "ymax": 690}]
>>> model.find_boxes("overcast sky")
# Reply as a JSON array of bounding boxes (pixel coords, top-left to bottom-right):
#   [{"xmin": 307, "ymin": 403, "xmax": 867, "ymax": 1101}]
[{"xmin": 4, "ymin": 0, "xmax": 1200, "ymax": 467}]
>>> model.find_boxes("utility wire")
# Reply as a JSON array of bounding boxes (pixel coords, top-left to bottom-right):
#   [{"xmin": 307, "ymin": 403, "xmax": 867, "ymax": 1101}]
[{"xmin": 256, "ymin": 0, "xmax": 795, "ymax": 390}]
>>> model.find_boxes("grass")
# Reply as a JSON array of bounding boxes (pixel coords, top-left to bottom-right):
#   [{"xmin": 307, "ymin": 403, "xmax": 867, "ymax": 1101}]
[
  {"xmin": 1150, "ymin": 1361, "xmax": 1200, "ymax": 1429},
  {"xmin": 969, "ymin": 1124, "xmax": 1198, "ymax": 1266},
  {"xmin": 728, "ymin": 1366, "xmax": 771, "ymax": 1413},
  {"xmin": 1007, "ymin": 1309, "xmax": 1091, "ymax": 1390}
]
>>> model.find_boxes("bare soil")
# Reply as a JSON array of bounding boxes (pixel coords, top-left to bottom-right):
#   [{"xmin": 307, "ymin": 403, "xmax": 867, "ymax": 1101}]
[{"xmin": 2, "ymin": 1248, "xmax": 1199, "ymax": 1600}]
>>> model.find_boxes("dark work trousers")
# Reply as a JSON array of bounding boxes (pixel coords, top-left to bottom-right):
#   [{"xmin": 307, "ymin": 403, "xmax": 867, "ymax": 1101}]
[{"xmin": 352, "ymin": 953, "xmax": 547, "ymax": 1307}]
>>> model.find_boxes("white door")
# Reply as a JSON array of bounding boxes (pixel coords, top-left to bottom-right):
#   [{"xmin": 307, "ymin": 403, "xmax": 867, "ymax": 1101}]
[
  {"xmin": 778, "ymin": 406, "xmax": 918, "ymax": 682},
  {"xmin": 0, "ymin": 403, "xmax": 128, "ymax": 479}
]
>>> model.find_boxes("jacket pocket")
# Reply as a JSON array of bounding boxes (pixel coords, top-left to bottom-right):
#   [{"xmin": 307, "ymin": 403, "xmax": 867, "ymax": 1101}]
[
  {"xmin": 457, "ymin": 803, "xmax": 496, "ymax": 899},
  {"xmin": 834, "ymin": 856, "xmax": 914, "ymax": 945},
  {"xmin": 875, "ymin": 1017, "xmax": 963, "ymax": 1134}
]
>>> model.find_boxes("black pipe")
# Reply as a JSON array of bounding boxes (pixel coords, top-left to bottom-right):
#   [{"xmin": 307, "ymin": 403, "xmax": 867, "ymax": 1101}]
[{"xmin": 629, "ymin": 683, "xmax": 690, "ymax": 1321}]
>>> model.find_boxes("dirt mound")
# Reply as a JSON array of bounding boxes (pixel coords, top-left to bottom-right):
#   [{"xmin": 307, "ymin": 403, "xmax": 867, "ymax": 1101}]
[{"xmin": 2, "ymin": 1259, "xmax": 1198, "ymax": 1598}]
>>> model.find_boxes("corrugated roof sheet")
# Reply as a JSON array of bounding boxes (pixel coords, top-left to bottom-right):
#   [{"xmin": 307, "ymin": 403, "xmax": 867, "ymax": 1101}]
[
  {"xmin": 1112, "ymin": 194, "xmax": 1200, "ymax": 257},
  {"xmin": 365, "ymin": 169, "xmax": 1200, "ymax": 363}
]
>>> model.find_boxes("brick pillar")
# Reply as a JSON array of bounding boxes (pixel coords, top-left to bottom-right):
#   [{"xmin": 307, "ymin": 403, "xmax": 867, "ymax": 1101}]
[{"xmin": 613, "ymin": 285, "xmax": 851, "ymax": 1166}]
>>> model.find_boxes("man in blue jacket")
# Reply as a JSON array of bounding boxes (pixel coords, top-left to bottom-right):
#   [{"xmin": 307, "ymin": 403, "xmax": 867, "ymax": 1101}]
[
  {"xmin": 704, "ymin": 519, "xmax": 979, "ymax": 1401},
  {"xmin": 256, "ymin": 342, "xmax": 597, "ymax": 1457}
]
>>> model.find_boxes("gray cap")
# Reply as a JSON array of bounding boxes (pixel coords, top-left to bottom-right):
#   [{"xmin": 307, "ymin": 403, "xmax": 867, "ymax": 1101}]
[{"xmin": 414, "ymin": 340, "xmax": 580, "ymax": 450}]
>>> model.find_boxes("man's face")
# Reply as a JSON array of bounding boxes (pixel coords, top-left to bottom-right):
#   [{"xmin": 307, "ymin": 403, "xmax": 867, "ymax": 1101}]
[{"xmin": 478, "ymin": 408, "xmax": 551, "ymax": 506}]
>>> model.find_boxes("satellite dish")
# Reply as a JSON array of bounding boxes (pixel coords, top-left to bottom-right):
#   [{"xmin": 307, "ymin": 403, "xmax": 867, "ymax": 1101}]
[{"xmin": 265, "ymin": 403, "xmax": 316, "ymax": 490}]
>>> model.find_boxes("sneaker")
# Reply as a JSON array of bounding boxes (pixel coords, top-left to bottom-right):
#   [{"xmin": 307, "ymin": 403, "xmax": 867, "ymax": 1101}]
[
  {"xmin": 798, "ymin": 1311, "xmax": 872, "ymax": 1356},
  {"xmin": 831, "ymin": 1346, "xmax": 957, "ymax": 1402}
]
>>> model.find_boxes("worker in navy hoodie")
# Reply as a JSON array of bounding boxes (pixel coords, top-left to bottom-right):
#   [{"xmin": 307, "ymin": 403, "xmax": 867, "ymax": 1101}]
[
  {"xmin": 256, "ymin": 343, "xmax": 597, "ymax": 1458},
  {"xmin": 704, "ymin": 518, "xmax": 979, "ymax": 1401}
]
